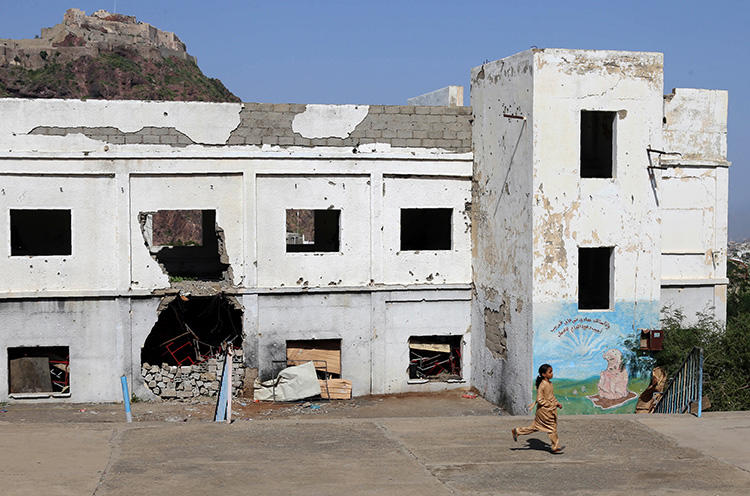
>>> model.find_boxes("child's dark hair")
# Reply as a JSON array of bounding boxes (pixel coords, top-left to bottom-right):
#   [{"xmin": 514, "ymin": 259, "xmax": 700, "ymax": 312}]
[{"xmin": 535, "ymin": 364, "xmax": 552, "ymax": 389}]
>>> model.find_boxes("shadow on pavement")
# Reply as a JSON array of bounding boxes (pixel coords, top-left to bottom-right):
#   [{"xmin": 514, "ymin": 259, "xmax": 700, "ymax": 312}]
[{"xmin": 510, "ymin": 437, "xmax": 552, "ymax": 452}]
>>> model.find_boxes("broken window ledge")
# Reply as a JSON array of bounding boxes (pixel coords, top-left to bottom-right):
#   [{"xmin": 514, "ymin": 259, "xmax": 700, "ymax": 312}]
[
  {"xmin": 9, "ymin": 392, "xmax": 71, "ymax": 399},
  {"xmin": 407, "ymin": 378, "xmax": 465, "ymax": 384}
]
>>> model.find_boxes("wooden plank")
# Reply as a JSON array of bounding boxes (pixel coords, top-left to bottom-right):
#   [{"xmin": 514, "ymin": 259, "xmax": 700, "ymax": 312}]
[
  {"xmin": 409, "ymin": 343, "xmax": 450, "ymax": 354},
  {"xmin": 287, "ymin": 347, "xmax": 341, "ymax": 375},
  {"xmin": 319, "ymin": 379, "xmax": 352, "ymax": 400}
]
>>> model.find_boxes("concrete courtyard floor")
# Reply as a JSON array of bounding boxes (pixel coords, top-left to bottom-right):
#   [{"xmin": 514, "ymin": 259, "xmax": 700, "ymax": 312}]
[{"xmin": 1, "ymin": 392, "xmax": 749, "ymax": 495}]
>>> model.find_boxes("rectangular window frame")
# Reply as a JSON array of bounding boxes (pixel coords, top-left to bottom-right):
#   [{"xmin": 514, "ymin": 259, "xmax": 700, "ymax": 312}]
[
  {"xmin": 578, "ymin": 246, "xmax": 615, "ymax": 311},
  {"xmin": 9, "ymin": 208, "xmax": 73, "ymax": 257},
  {"xmin": 8, "ymin": 345, "xmax": 71, "ymax": 399},
  {"xmin": 285, "ymin": 209, "xmax": 341, "ymax": 254},
  {"xmin": 399, "ymin": 208, "xmax": 453, "ymax": 252},
  {"xmin": 580, "ymin": 110, "xmax": 617, "ymax": 179}
]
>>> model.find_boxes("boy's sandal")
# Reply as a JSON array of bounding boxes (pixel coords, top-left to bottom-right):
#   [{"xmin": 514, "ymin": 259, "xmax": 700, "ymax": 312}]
[{"xmin": 551, "ymin": 445, "xmax": 565, "ymax": 454}]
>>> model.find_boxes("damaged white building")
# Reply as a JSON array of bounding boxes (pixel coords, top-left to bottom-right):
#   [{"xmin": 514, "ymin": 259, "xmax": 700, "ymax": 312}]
[{"xmin": 0, "ymin": 49, "xmax": 729, "ymax": 414}]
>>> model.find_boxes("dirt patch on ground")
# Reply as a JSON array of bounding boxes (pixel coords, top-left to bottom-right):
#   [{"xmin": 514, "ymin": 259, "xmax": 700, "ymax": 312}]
[{"xmin": 0, "ymin": 389, "xmax": 502, "ymax": 424}]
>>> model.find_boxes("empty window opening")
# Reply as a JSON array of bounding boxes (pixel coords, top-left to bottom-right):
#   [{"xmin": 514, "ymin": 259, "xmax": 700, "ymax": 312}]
[
  {"xmin": 141, "ymin": 294, "xmax": 243, "ymax": 369},
  {"xmin": 285, "ymin": 339, "xmax": 350, "ymax": 399},
  {"xmin": 578, "ymin": 247, "xmax": 613, "ymax": 310},
  {"xmin": 580, "ymin": 111, "xmax": 615, "ymax": 178},
  {"xmin": 400, "ymin": 208, "xmax": 452, "ymax": 251},
  {"xmin": 409, "ymin": 335, "xmax": 462, "ymax": 380},
  {"xmin": 286, "ymin": 209, "xmax": 340, "ymax": 252},
  {"xmin": 8, "ymin": 346, "xmax": 70, "ymax": 395},
  {"xmin": 140, "ymin": 209, "xmax": 229, "ymax": 280},
  {"xmin": 10, "ymin": 209, "xmax": 71, "ymax": 256}
]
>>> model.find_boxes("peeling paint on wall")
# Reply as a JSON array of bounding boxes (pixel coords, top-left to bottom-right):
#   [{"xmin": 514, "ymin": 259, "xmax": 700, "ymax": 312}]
[
  {"xmin": 292, "ymin": 104, "xmax": 369, "ymax": 139},
  {"xmin": 29, "ymin": 125, "xmax": 195, "ymax": 147},
  {"xmin": 483, "ymin": 304, "xmax": 508, "ymax": 359},
  {"xmin": 0, "ymin": 98, "xmax": 241, "ymax": 144}
]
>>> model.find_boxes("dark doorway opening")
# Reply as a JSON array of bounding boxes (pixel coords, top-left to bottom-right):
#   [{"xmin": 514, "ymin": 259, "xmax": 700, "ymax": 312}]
[
  {"xmin": 580, "ymin": 110, "xmax": 615, "ymax": 178},
  {"xmin": 10, "ymin": 209, "xmax": 71, "ymax": 256},
  {"xmin": 578, "ymin": 247, "xmax": 613, "ymax": 310},
  {"xmin": 400, "ymin": 208, "xmax": 452, "ymax": 251},
  {"xmin": 286, "ymin": 209, "xmax": 340, "ymax": 252},
  {"xmin": 8, "ymin": 346, "xmax": 70, "ymax": 394},
  {"xmin": 141, "ymin": 294, "xmax": 243, "ymax": 367}
]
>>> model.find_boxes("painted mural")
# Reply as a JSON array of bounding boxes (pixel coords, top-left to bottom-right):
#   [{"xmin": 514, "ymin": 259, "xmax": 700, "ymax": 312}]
[{"xmin": 532, "ymin": 301, "xmax": 659, "ymax": 415}]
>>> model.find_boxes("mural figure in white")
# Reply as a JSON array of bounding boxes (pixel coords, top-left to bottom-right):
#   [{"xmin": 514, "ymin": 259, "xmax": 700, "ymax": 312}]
[
  {"xmin": 597, "ymin": 349, "xmax": 629, "ymax": 399},
  {"xmin": 588, "ymin": 348, "xmax": 637, "ymax": 409}
]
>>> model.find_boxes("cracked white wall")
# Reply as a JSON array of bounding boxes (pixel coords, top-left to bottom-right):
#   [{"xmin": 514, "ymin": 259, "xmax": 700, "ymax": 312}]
[
  {"xmin": 129, "ymin": 174, "xmax": 245, "ymax": 288},
  {"xmin": 660, "ymin": 88, "xmax": 729, "ymax": 322},
  {"xmin": 0, "ymin": 173, "xmax": 118, "ymax": 292},
  {"xmin": 256, "ymin": 175, "xmax": 372, "ymax": 288},
  {"xmin": 470, "ymin": 50, "xmax": 535, "ymax": 413},
  {"xmin": 381, "ymin": 177, "xmax": 472, "ymax": 285},
  {"xmin": 532, "ymin": 49, "xmax": 664, "ymax": 306}
]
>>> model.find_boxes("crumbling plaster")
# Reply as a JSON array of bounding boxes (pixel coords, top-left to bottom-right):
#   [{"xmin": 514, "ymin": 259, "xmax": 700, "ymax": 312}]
[
  {"xmin": 0, "ymin": 98, "xmax": 241, "ymax": 145},
  {"xmin": 292, "ymin": 105, "xmax": 369, "ymax": 139},
  {"xmin": 129, "ymin": 174, "xmax": 245, "ymax": 289},
  {"xmin": 532, "ymin": 49, "xmax": 664, "ymax": 306},
  {"xmin": 470, "ymin": 50, "xmax": 535, "ymax": 414}
]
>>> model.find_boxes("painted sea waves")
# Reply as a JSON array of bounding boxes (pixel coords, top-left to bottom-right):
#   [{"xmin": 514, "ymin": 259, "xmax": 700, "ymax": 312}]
[{"xmin": 533, "ymin": 300, "xmax": 660, "ymax": 414}]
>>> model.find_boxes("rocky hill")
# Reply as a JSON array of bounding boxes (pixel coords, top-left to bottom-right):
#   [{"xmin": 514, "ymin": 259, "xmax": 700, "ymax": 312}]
[{"xmin": 0, "ymin": 9, "xmax": 239, "ymax": 102}]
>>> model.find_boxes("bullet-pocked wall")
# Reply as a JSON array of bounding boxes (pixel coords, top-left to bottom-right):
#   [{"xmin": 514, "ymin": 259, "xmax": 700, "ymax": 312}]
[{"xmin": 0, "ymin": 97, "xmax": 473, "ymax": 402}]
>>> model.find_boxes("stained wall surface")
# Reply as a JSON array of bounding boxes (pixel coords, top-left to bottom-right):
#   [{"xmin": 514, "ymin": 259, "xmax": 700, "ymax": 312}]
[
  {"xmin": 660, "ymin": 88, "xmax": 729, "ymax": 322},
  {"xmin": 470, "ymin": 51, "xmax": 535, "ymax": 414},
  {"xmin": 531, "ymin": 49, "xmax": 664, "ymax": 415}
]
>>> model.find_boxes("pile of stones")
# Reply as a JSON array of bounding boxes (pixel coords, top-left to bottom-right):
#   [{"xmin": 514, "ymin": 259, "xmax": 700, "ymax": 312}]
[{"xmin": 141, "ymin": 349, "xmax": 245, "ymax": 400}]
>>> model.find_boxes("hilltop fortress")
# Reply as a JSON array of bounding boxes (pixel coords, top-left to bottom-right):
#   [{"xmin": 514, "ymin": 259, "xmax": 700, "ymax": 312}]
[{"xmin": 0, "ymin": 8, "xmax": 195, "ymax": 70}]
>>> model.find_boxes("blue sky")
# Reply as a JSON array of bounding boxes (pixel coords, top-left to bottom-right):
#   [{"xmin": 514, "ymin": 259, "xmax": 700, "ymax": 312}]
[{"xmin": 2, "ymin": 1, "xmax": 748, "ymax": 239}]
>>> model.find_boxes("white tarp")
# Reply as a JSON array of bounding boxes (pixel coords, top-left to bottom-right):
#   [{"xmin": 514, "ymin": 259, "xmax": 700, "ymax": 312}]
[{"xmin": 253, "ymin": 361, "xmax": 321, "ymax": 401}]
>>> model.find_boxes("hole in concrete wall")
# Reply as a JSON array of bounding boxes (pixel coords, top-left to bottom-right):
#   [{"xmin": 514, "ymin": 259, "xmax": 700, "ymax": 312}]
[
  {"xmin": 141, "ymin": 294, "xmax": 243, "ymax": 368},
  {"xmin": 140, "ymin": 209, "xmax": 229, "ymax": 280},
  {"xmin": 400, "ymin": 208, "xmax": 452, "ymax": 251},
  {"xmin": 286, "ymin": 339, "xmax": 342, "ymax": 378},
  {"xmin": 408, "ymin": 335, "xmax": 461, "ymax": 380},
  {"xmin": 578, "ymin": 247, "xmax": 613, "ymax": 310},
  {"xmin": 286, "ymin": 209, "xmax": 340, "ymax": 252},
  {"xmin": 10, "ymin": 209, "xmax": 71, "ymax": 256},
  {"xmin": 580, "ymin": 111, "xmax": 615, "ymax": 178},
  {"xmin": 8, "ymin": 346, "xmax": 69, "ymax": 394}
]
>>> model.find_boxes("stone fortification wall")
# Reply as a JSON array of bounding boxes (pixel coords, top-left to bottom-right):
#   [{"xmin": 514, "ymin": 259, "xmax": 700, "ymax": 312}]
[{"xmin": 1, "ymin": 8, "xmax": 194, "ymax": 70}]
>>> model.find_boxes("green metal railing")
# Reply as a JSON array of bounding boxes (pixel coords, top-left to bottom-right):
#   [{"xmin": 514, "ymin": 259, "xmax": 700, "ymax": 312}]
[{"xmin": 653, "ymin": 347, "xmax": 704, "ymax": 417}]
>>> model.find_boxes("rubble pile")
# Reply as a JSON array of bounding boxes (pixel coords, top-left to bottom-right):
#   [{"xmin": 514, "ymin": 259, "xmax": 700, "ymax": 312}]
[{"xmin": 141, "ymin": 349, "xmax": 245, "ymax": 400}]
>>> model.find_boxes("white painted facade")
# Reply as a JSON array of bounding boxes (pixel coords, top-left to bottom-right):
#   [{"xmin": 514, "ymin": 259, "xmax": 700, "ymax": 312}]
[
  {"xmin": 0, "ymin": 98, "xmax": 473, "ymax": 402},
  {"xmin": 0, "ymin": 49, "xmax": 730, "ymax": 410},
  {"xmin": 471, "ymin": 49, "xmax": 729, "ymax": 414}
]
